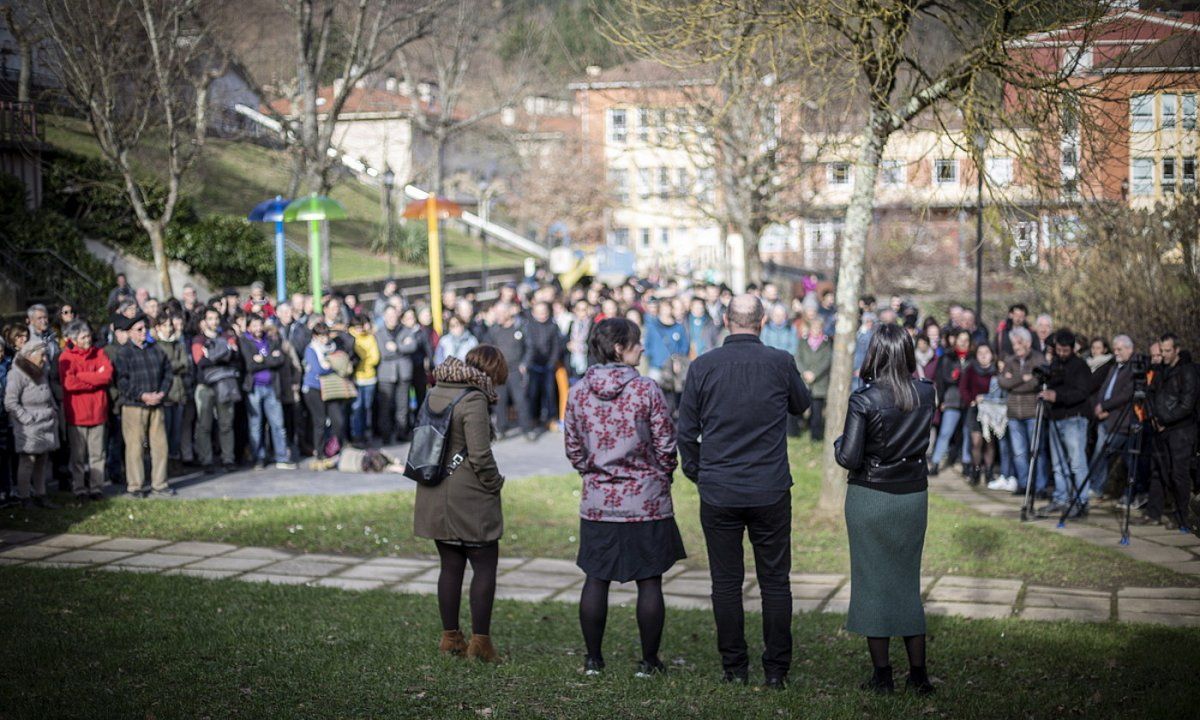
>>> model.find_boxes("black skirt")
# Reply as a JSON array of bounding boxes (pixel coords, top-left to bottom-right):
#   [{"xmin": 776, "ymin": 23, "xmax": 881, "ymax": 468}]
[{"xmin": 576, "ymin": 517, "xmax": 687, "ymax": 583}]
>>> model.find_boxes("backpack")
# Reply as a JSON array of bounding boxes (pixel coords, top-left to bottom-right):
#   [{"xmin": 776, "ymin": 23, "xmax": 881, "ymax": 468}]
[{"xmin": 403, "ymin": 388, "xmax": 480, "ymax": 487}]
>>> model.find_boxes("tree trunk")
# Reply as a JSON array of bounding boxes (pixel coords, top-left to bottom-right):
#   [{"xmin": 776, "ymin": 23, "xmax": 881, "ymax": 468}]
[
  {"xmin": 818, "ymin": 118, "xmax": 889, "ymax": 514},
  {"xmin": 17, "ymin": 43, "xmax": 32, "ymax": 103},
  {"xmin": 743, "ymin": 228, "xmax": 762, "ymax": 287},
  {"xmin": 146, "ymin": 221, "xmax": 174, "ymax": 300}
]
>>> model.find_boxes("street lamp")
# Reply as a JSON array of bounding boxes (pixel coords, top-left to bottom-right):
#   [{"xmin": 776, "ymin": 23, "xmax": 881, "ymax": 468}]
[
  {"xmin": 382, "ymin": 165, "xmax": 396, "ymax": 279},
  {"xmin": 974, "ymin": 131, "xmax": 987, "ymax": 320},
  {"xmin": 478, "ymin": 179, "xmax": 495, "ymax": 292}
]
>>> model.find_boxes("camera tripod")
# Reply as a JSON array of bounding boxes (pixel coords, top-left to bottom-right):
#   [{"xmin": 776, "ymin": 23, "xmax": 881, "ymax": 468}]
[
  {"xmin": 1054, "ymin": 397, "xmax": 1148, "ymax": 534},
  {"xmin": 1019, "ymin": 387, "xmax": 1086, "ymax": 527}
]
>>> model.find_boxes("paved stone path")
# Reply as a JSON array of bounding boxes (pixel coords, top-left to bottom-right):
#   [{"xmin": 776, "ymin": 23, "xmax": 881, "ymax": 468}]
[
  {"xmin": 4, "ymin": 529, "xmax": 1200, "ymax": 628},
  {"xmin": 927, "ymin": 473, "xmax": 1200, "ymax": 577}
]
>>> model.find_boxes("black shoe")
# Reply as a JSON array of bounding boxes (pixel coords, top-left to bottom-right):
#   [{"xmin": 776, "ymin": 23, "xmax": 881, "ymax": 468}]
[
  {"xmin": 967, "ymin": 465, "xmax": 981, "ymax": 486},
  {"xmin": 150, "ymin": 488, "xmax": 177, "ymax": 498},
  {"xmin": 222, "ymin": 463, "xmax": 237, "ymax": 473},
  {"xmin": 927, "ymin": 461, "xmax": 940, "ymax": 477},
  {"xmin": 763, "ymin": 675, "xmax": 787, "ymax": 690},
  {"xmin": 722, "ymin": 670, "xmax": 749, "ymax": 685},
  {"xmin": 583, "ymin": 657, "xmax": 605, "ymax": 676},
  {"xmin": 861, "ymin": 666, "xmax": 894, "ymax": 694},
  {"xmin": 635, "ymin": 659, "xmax": 666, "ymax": 678},
  {"xmin": 203, "ymin": 465, "xmax": 217, "ymax": 475},
  {"xmin": 906, "ymin": 675, "xmax": 935, "ymax": 695},
  {"xmin": 33, "ymin": 496, "xmax": 61, "ymax": 509},
  {"xmin": 20, "ymin": 497, "xmax": 34, "ymax": 509},
  {"xmin": 124, "ymin": 491, "xmax": 145, "ymax": 500},
  {"xmin": 89, "ymin": 492, "xmax": 105, "ymax": 502}
]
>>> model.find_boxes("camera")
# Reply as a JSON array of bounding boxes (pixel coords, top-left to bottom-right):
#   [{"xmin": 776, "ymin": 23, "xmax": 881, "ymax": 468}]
[
  {"xmin": 1032, "ymin": 363, "xmax": 1053, "ymax": 383},
  {"xmin": 1129, "ymin": 353, "xmax": 1150, "ymax": 383}
]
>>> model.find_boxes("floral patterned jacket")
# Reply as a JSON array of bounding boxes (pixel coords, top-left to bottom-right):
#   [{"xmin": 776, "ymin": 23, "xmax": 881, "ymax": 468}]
[{"xmin": 563, "ymin": 363, "xmax": 678, "ymax": 522}]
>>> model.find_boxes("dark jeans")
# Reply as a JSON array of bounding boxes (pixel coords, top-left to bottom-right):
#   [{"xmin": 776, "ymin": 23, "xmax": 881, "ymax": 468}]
[
  {"xmin": 302, "ymin": 388, "xmax": 327, "ymax": 458},
  {"xmin": 376, "ymin": 380, "xmax": 412, "ymax": 443},
  {"xmin": 1149, "ymin": 427, "xmax": 1195, "ymax": 524},
  {"xmin": 808, "ymin": 398, "xmax": 826, "ymax": 442},
  {"xmin": 495, "ymin": 372, "xmax": 529, "ymax": 435},
  {"xmin": 700, "ymin": 494, "xmax": 793, "ymax": 679},
  {"xmin": 525, "ymin": 364, "xmax": 556, "ymax": 430}
]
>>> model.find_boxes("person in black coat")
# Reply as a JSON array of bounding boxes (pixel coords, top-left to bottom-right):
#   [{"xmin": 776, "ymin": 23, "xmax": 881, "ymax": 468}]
[
  {"xmin": 482, "ymin": 302, "xmax": 531, "ymax": 438},
  {"xmin": 835, "ymin": 324, "xmax": 936, "ymax": 696},
  {"xmin": 521, "ymin": 302, "xmax": 562, "ymax": 438},
  {"xmin": 1139, "ymin": 333, "xmax": 1198, "ymax": 529},
  {"xmin": 1037, "ymin": 329, "xmax": 1093, "ymax": 517}
]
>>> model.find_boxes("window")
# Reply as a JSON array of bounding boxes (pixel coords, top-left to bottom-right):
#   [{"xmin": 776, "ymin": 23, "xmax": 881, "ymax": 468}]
[
  {"xmin": 636, "ymin": 108, "xmax": 651, "ymax": 142},
  {"xmin": 803, "ymin": 221, "xmax": 842, "ymax": 270},
  {"xmin": 1131, "ymin": 157, "xmax": 1154, "ymax": 195},
  {"xmin": 657, "ymin": 167, "xmax": 671, "ymax": 199},
  {"xmin": 934, "ymin": 159, "xmax": 958, "ymax": 185},
  {"xmin": 827, "ymin": 162, "xmax": 851, "ymax": 186},
  {"xmin": 609, "ymin": 227, "xmax": 629, "ymax": 248},
  {"xmin": 1163, "ymin": 157, "xmax": 1176, "ymax": 192},
  {"xmin": 608, "ymin": 108, "xmax": 627, "ymax": 143},
  {"xmin": 880, "ymin": 160, "xmax": 906, "ymax": 186},
  {"xmin": 1183, "ymin": 94, "xmax": 1197, "ymax": 130},
  {"xmin": 639, "ymin": 227, "xmax": 651, "ymax": 249},
  {"xmin": 1062, "ymin": 45, "xmax": 1092, "ymax": 74},
  {"xmin": 1009, "ymin": 221, "xmax": 1039, "ymax": 267},
  {"xmin": 1183, "ymin": 157, "xmax": 1196, "ymax": 192},
  {"xmin": 1131, "ymin": 95, "xmax": 1154, "ymax": 132},
  {"xmin": 659, "ymin": 227, "xmax": 670, "ymax": 248},
  {"xmin": 1162, "ymin": 94, "xmax": 1177, "ymax": 129},
  {"xmin": 986, "ymin": 157, "xmax": 1014, "ymax": 186},
  {"xmin": 675, "ymin": 167, "xmax": 690, "ymax": 195},
  {"xmin": 608, "ymin": 168, "xmax": 628, "ymax": 204},
  {"xmin": 697, "ymin": 167, "xmax": 715, "ymax": 204},
  {"xmin": 636, "ymin": 167, "xmax": 652, "ymax": 200}
]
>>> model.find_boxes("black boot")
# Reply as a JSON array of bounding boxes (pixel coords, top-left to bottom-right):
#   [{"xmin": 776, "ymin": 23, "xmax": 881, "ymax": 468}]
[
  {"xmin": 968, "ymin": 465, "xmax": 981, "ymax": 486},
  {"xmin": 906, "ymin": 665, "xmax": 935, "ymax": 695},
  {"xmin": 985, "ymin": 465, "xmax": 997, "ymax": 484},
  {"xmin": 861, "ymin": 665, "xmax": 894, "ymax": 694},
  {"xmin": 928, "ymin": 460, "xmax": 940, "ymax": 477}
]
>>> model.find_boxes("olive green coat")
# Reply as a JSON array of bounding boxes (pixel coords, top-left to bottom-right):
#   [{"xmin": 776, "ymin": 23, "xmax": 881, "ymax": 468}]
[
  {"xmin": 413, "ymin": 381, "xmax": 505, "ymax": 543},
  {"xmin": 795, "ymin": 335, "xmax": 833, "ymax": 399}
]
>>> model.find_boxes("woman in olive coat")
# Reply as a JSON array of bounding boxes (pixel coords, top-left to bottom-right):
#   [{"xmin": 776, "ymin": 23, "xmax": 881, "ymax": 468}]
[{"xmin": 414, "ymin": 348, "xmax": 507, "ymax": 663}]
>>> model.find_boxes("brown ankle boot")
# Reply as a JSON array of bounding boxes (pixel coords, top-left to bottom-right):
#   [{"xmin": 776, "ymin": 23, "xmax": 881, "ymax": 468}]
[
  {"xmin": 439, "ymin": 629, "xmax": 467, "ymax": 656},
  {"xmin": 466, "ymin": 634, "xmax": 500, "ymax": 663}
]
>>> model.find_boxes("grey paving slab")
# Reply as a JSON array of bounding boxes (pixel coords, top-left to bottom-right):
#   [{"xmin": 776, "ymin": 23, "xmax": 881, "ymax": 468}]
[
  {"xmin": 1162, "ymin": 562, "xmax": 1200, "ymax": 575},
  {"xmin": 675, "ymin": 569, "xmax": 713, "ymax": 581},
  {"xmin": 500, "ymin": 570, "xmax": 581, "ymax": 590},
  {"xmin": 924, "ymin": 602, "xmax": 1014, "ymax": 620},
  {"xmin": 1118, "ymin": 544, "xmax": 1197, "ymax": 564},
  {"xmin": 0, "ymin": 544, "xmax": 66, "ymax": 561},
  {"xmin": 156, "ymin": 541, "xmax": 239, "ymax": 557},
  {"xmin": 91, "ymin": 538, "xmax": 171, "ymax": 553},
  {"xmin": 1021, "ymin": 606, "xmax": 1110, "ymax": 623},
  {"xmin": 1026, "ymin": 585, "xmax": 1110, "ymax": 597},
  {"xmin": 789, "ymin": 573, "xmax": 845, "ymax": 584},
  {"xmin": 1144, "ymin": 533, "xmax": 1200, "ymax": 547},
  {"xmin": 290, "ymin": 553, "xmax": 358, "ymax": 564},
  {"xmin": 254, "ymin": 558, "xmax": 346, "ymax": 577},
  {"xmin": 793, "ymin": 598, "xmax": 824, "ymax": 613},
  {"xmin": 335, "ymin": 564, "xmax": 423, "ymax": 582},
  {"xmin": 936, "ymin": 575, "xmax": 1024, "ymax": 591},
  {"xmin": 1117, "ymin": 597, "xmax": 1200, "ymax": 615},
  {"xmin": 27, "ymin": 560, "xmax": 90, "ymax": 570},
  {"xmin": 497, "ymin": 557, "xmax": 529, "ymax": 570},
  {"xmin": 313, "ymin": 577, "xmax": 386, "ymax": 592},
  {"xmin": 821, "ymin": 599, "xmax": 849, "ymax": 614},
  {"xmin": 663, "ymin": 594, "xmax": 712, "ymax": 611},
  {"xmin": 0, "ymin": 530, "xmax": 44, "ymax": 544},
  {"xmin": 27, "ymin": 533, "xmax": 110, "ymax": 549},
  {"xmin": 0, "ymin": 558, "xmax": 26, "ymax": 566},
  {"xmin": 928, "ymin": 585, "xmax": 1021, "ymax": 605},
  {"xmin": 790, "ymin": 583, "xmax": 841, "ymax": 600},
  {"xmin": 363, "ymin": 556, "xmax": 438, "ymax": 569},
  {"xmin": 1118, "ymin": 610, "xmax": 1200, "ymax": 627},
  {"xmin": 48, "ymin": 549, "xmax": 134, "ymax": 565},
  {"xmin": 94, "ymin": 564, "xmax": 159, "ymax": 574},
  {"xmin": 392, "ymin": 581, "xmax": 439, "ymax": 596},
  {"xmin": 1023, "ymin": 592, "xmax": 1112, "ymax": 613},
  {"xmin": 165, "ymin": 568, "xmax": 241, "ymax": 580},
  {"xmin": 409, "ymin": 567, "xmax": 475, "ymax": 584},
  {"xmin": 110, "ymin": 552, "xmax": 195, "ymax": 569},
  {"xmin": 184, "ymin": 556, "xmax": 275, "ymax": 572},
  {"xmin": 662, "ymin": 578, "xmax": 713, "ymax": 597},
  {"xmin": 521, "ymin": 558, "xmax": 584, "ymax": 575},
  {"xmin": 224, "ymin": 547, "xmax": 296, "ymax": 561},
  {"xmin": 494, "ymin": 586, "xmax": 557, "ymax": 602},
  {"xmin": 238, "ymin": 573, "xmax": 315, "ymax": 586},
  {"xmin": 920, "ymin": 576, "xmax": 937, "ymax": 593},
  {"xmin": 1118, "ymin": 586, "xmax": 1200, "ymax": 600}
]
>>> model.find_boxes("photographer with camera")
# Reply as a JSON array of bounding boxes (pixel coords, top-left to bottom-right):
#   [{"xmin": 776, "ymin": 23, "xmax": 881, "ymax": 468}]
[
  {"xmin": 1136, "ymin": 333, "xmax": 1198, "ymax": 529},
  {"xmin": 1087, "ymin": 335, "xmax": 1137, "ymax": 501},
  {"xmin": 1037, "ymin": 330, "xmax": 1092, "ymax": 518}
]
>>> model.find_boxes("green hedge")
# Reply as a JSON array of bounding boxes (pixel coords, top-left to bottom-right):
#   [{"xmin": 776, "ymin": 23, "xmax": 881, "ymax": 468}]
[{"xmin": 40, "ymin": 150, "xmax": 307, "ymax": 295}]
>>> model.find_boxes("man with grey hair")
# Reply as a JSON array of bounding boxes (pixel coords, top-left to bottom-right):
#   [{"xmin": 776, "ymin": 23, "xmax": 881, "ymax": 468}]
[
  {"xmin": 1033, "ymin": 314, "xmax": 1054, "ymax": 359},
  {"xmin": 997, "ymin": 326, "xmax": 1049, "ymax": 495},
  {"xmin": 1088, "ymin": 334, "xmax": 1137, "ymax": 500},
  {"xmin": 677, "ymin": 294, "xmax": 810, "ymax": 689}
]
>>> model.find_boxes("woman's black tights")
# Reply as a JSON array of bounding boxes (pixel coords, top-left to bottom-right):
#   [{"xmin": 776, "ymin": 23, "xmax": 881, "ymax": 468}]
[
  {"xmin": 435, "ymin": 541, "xmax": 499, "ymax": 635},
  {"xmin": 579, "ymin": 575, "xmax": 665, "ymax": 663},
  {"xmin": 867, "ymin": 634, "xmax": 927, "ymax": 670}
]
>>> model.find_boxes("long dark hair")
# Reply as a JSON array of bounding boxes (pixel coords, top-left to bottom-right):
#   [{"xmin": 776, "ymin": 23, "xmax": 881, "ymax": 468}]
[{"xmin": 861, "ymin": 324, "xmax": 918, "ymax": 411}]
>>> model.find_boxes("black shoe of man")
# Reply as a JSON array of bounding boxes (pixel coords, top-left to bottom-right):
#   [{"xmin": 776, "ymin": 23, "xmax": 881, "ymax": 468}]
[
  {"xmin": 722, "ymin": 670, "xmax": 749, "ymax": 685},
  {"xmin": 763, "ymin": 676, "xmax": 787, "ymax": 690}
]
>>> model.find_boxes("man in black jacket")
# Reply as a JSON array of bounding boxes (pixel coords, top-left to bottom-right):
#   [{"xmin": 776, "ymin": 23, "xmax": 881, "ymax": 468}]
[
  {"xmin": 1139, "ymin": 333, "xmax": 1198, "ymax": 528},
  {"xmin": 483, "ymin": 303, "xmax": 531, "ymax": 438},
  {"xmin": 677, "ymin": 294, "xmax": 810, "ymax": 689},
  {"xmin": 1038, "ymin": 329, "xmax": 1093, "ymax": 517},
  {"xmin": 1087, "ymin": 334, "xmax": 1136, "ymax": 499},
  {"xmin": 521, "ymin": 302, "xmax": 562, "ymax": 439},
  {"xmin": 191, "ymin": 307, "xmax": 239, "ymax": 473},
  {"xmin": 239, "ymin": 314, "xmax": 293, "ymax": 469},
  {"xmin": 115, "ymin": 314, "xmax": 173, "ymax": 497}
]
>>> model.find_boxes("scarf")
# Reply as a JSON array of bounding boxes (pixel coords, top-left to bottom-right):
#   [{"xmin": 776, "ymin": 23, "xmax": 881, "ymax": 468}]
[
  {"xmin": 806, "ymin": 332, "xmax": 826, "ymax": 352},
  {"xmin": 915, "ymin": 347, "xmax": 935, "ymax": 367},
  {"xmin": 955, "ymin": 348, "xmax": 970, "ymax": 360},
  {"xmin": 433, "ymin": 356, "xmax": 497, "ymax": 403},
  {"xmin": 1087, "ymin": 353, "xmax": 1113, "ymax": 372}
]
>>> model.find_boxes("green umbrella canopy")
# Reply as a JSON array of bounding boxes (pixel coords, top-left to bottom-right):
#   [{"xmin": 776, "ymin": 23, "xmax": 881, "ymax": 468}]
[{"xmin": 283, "ymin": 193, "xmax": 348, "ymax": 222}]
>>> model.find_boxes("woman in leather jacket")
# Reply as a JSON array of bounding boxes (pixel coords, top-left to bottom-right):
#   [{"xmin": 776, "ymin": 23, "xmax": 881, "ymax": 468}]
[{"xmin": 835, "ymin": 324, "xmax": 936, "ymax": 696}]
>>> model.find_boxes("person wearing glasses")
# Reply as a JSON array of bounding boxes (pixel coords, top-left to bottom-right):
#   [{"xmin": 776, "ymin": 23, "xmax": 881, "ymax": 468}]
[
  {"xmin": 113, "ymin": 314, "xmax": 174, "ymax": 498},
  {"xmin": 57, "ymin": 305, "xmax": 77, "ymax": 348}
]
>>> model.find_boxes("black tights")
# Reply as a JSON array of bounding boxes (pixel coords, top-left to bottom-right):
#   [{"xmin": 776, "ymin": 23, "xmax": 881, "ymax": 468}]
[
  {"xmin": 867, "ymin": 634, "xmax": 927, "ymax": 670},
  {"xmin": 435, "ymin": 541, "xmax": 499, "ymax": 636},
  {"xmin": 970, "ymin": 432, "xmax": 996, "ymax": 470},
  {"xmin": 579, "ymin": 575, "xmax": 665, "ymax": 664}
]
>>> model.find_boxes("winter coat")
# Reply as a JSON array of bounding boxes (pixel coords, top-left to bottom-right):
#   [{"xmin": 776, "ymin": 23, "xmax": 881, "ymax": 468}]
[
  {"xmin": 998, "ymin": 352, "xmax": 1041, "ymax": 420},
  {"xmin": 685, "ymin": 314, "xmax": 721, "ymax": 357},
  {"xmin": 761, "ymin": 322, "xmax": 799, "ymax": 356},
  {"xmin": 935, "ymin": 352, "xmax": 970, "ymax": 409},
  {"xmin": 795, "ymin": 334, "xmax": 833, "ymax": 399},
  {"xmin": 155, "ymin": 335, "xmax": 191, "ymax": 405},
  {"xmin": 350, "ymin": 327, "xmax": 381, "ymax": 385},
  {"xmin": 58, "ymin": 343, "xmax": 113, "ymax": 427},
  {"xmin": 434, "ymin": 331, "xmax": 479, "ymax": 366},
  {"xmin": 413, "ymin": 360, "xmax": 505, "ymax": 544},
  {"xmin": 563, "ymin": 364, "xmax": 678, "ymax": 523},
  {"xmin": 835, "ymin": 379, "xmax": 936, "ymax": 494},
  {"xmin": 959, "ymin": 361, "xmax": 997, "ymax": 407},
  {"xmin": 643, "ymin": 318, "xmax": 688, "ymax": 371},
  {"xmin": 4, "ymin": 357, "xmax": 60, "ymax": 454}
]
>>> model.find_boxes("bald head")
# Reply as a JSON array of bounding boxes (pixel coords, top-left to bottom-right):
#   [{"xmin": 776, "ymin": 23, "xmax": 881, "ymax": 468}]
[{"xmin": 726, "ymin": 294, "xmax": 765, "ymax": 334}]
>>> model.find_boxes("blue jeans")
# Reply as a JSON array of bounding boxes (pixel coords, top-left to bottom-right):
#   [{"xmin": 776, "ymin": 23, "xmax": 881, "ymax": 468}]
[
  {"xmin": 351, "ymin": 383, "xmax": 376, "ymax": 440},
  {"xmin": 247, "ymin": 384, "xmax": 288, "ymax": 463},
  {"xmin": 1007, "ymin": 417, "xmax": 1049, "ymax": 492},
  {"xmin": 1088, "ymin": 424, "xmax": 1131, "ymax": 496},
  {"xmin": 999, "ymin": 431, "xmax": 1014, "ymax": 479},
  {"xmin": 163, "ymin": 403, "xmax": 183, "ymax": 460},
  {"xmin": 1048, "ymin": 416, "xmax": 1089, "ymax": 505},
  {"xmin": 931, "ymin": 408, "xmax": 962, "ymax": 466}
]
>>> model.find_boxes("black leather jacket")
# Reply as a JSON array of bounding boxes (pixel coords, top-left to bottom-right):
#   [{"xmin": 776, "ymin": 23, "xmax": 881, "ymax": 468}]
[
  {"xmin": 835, "ymin": 379, "xmax": 936, "ymax": 494},
  {"xmin": 1151, "ymin": 361, "xmax": 1198, "ymax": 433}
]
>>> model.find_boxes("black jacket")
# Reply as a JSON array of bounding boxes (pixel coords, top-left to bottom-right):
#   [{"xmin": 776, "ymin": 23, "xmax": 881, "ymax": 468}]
[
  {"xmin": 1151, "ymin": 361, "xmax": 1198, "ymax": 433},
  {"xmin": 677, "ymin": 334, "xmax": 811, "ymax": 508},
  {"xmin": 1091, "ymin": 362, "xmax": 1135, "ymax": 433},
  {"xmin": 1046, "ymin": 354, "xmax": 1091, "ymax": 420},
  {"xmin": 484, "ymin": 323, "xmax": 526, "ymax": 372},
  {"xmin": 834, "ymin": 379, "xmax": 936, "ymax": 494},
  {"xmin": 238, "ymin": 334, "xmax": 286, "ymax": 396},
  {"xmin": 522, "ymin": 319, "xmax": 562, "ymax": 369}
]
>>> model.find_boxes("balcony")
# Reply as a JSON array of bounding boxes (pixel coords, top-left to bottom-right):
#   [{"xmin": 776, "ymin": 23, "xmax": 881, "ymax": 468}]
[{"xmin": 0, "ymin": 101, "xmax": 44, "ymax": 148}]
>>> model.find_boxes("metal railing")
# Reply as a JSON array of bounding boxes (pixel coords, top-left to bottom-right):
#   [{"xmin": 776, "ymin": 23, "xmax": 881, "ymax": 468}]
[{"xmin": 0, "ymin": 100, "xmax": 43, "ymax": 145}]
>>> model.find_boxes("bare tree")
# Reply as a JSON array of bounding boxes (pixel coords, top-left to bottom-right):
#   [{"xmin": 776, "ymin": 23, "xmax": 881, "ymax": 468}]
[
  {"xmin": 34, "ymin": 0, "xmax": 230, "ymax": 298},
  {"xmin": 0, "ymin": 3, "xmax": 44, "ymax": 103}
]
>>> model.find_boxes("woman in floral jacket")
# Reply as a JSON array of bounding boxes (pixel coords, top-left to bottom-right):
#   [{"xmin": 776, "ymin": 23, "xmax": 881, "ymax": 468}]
[{"xmin": 563, "ymin": 318, "xmax": 684, "ymax": 679}]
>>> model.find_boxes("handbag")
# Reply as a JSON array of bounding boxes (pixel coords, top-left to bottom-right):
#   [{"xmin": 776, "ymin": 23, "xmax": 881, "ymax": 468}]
[{"xmin": 319, "ymin": 373, "xmax": 358, "ymax": 401}]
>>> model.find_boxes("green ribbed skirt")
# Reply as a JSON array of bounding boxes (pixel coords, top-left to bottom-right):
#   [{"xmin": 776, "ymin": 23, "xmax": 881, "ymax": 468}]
[{"xmin": 844, "ymin": 484, "xmax": 928, "ymax": 637}]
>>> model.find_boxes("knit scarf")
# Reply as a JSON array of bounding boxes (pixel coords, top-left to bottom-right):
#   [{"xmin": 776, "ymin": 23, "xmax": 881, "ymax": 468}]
[{"xmin": 433, "ymin": 356, "xmax": 497, "ymax": 403}]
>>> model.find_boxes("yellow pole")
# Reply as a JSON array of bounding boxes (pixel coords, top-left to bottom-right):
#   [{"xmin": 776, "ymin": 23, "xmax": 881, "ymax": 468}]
[{"xmin": 426, "ymin": 195, "xmax": 443, "ymax": 335}]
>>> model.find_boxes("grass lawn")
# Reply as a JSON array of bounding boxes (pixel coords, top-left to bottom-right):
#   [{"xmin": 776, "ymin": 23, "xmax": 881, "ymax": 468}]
[
  {"xmin": 2, "ymin": 567, "xmax": 1197, "ymax": 719},
  {"xmin": 2, "ymin": 442, "xmax": 1188, "ymax": 590},
  {"xmin": 42, "ymin": 116, "xmax": 524, "ymax": 283}
]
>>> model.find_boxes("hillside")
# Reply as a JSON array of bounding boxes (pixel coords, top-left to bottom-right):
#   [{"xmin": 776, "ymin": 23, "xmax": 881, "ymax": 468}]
[{"xmin": 43, "ymin": 116, "xmax": 523, "ymax": 284}]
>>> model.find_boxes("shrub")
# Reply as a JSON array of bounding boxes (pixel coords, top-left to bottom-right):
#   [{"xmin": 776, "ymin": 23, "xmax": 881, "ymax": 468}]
[{"xmin": 167, "ymin": 216, "xmax": 309, "ymax": 292}]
